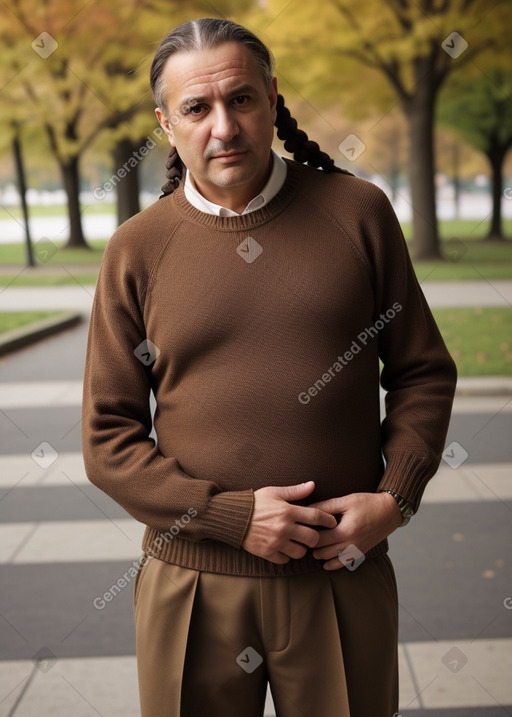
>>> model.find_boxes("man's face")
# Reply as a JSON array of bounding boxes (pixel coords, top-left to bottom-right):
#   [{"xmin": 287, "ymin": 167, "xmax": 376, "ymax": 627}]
[{"xmin": 155, "ymin": 41, "xmax": 278, "ymax": 211}]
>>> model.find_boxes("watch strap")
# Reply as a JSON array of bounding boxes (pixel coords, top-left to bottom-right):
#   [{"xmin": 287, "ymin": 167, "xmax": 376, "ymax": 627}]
[{"xmin": 381, "ymin": 489, "xmax": 414, "ymax": 526}]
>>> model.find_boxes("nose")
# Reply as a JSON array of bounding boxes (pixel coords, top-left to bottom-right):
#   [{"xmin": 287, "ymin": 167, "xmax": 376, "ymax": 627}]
[{"xmin": 210, "ymin": 105, "xmax": 239, "ymax": 142}]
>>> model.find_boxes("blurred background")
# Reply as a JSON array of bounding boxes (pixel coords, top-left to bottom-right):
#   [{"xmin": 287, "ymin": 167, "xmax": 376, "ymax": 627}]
[{"xmin": 0, "ymin": 1, "xmax": 511, "ymax": 715}]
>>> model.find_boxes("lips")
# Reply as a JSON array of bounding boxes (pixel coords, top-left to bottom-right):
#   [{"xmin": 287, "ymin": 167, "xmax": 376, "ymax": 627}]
[{"xmin": 211, "ymin": 150, "xmax": 248, "ymax": 161}]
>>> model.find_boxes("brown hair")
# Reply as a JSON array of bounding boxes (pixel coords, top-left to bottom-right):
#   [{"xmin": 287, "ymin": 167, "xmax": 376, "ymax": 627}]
[{"xmin": 150, "ymin": 18, "xmax": 350, "ymax": 197}]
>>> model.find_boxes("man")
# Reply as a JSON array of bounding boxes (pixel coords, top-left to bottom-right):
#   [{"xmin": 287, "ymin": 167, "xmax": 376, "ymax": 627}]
[{"xmin": 82, "ymin": 17, "xmax": 457, "ymax": 717}]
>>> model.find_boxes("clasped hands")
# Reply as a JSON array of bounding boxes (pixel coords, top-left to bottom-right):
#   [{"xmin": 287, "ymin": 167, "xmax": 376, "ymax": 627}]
[{"xmin": 241, "ymin": 480, "xmax": 403, "ymax": 570}]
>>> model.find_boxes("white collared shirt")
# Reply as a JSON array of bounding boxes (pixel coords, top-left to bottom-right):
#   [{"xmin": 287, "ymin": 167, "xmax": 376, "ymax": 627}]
[{"xmin": 184, "ymin": 149, "xmax": 287, "ymax": 216}]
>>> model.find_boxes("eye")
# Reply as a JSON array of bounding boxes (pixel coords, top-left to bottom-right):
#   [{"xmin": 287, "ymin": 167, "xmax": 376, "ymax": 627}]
[
  {"xmin": 232, "ymin": 95, "xmax": 250, "ymax": 106},
  {"xmin": 187, "ymin": 103, "xmax": 205, "ymax": 115}
]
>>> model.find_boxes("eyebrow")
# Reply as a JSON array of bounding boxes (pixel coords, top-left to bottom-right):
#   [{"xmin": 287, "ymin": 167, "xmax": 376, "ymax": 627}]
[{"xmin": 181, "ymin": 83, "xmax": 259, "ymax": 108}]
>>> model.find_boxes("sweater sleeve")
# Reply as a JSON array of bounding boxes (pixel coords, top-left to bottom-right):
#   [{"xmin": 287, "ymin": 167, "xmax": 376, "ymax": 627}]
[
  {"xmin": 81, "ymin": 230, "xmax": 254, "ymax": 547},
  {"xmin": 361, "ymin": 186, "xmax": 457, "ymax": 513}
]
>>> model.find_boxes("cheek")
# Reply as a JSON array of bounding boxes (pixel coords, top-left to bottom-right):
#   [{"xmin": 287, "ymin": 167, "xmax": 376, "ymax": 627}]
[{"xmin": 174, "ymin": 125, "xmax": 207, "ymax": 158}]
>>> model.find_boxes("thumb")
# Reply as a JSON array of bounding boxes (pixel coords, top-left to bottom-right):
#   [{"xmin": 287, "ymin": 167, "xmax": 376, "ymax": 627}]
[{"xmin": 272, "ymin": 481, "xmax": 316, "ymax": 501}]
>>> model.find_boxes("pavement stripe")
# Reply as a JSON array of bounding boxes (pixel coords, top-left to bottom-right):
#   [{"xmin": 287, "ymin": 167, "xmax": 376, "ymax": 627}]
[
  {"xmin": 423, "ymin": 464, "xmax": 512, "ymax": 504},
  {"xmin": 0, "ymin": 453, "xmax": 87, "ymax": 488},
  {"xmin": 2, "ymin": 381, "xmax": 512, "ymax": 412},
  {"xmin": 421, "ymin": 280, "xmax": 512, "ymax": 308},
  {"xmin": 0, "ymin": 640, "xmax": 511, "ymax": 715},
  {"xmin": 0, "ymin": 520, "xmax": 145, "ymax": 564},
  {"xmin": 0, "ymin": 287, "xmax": 95, "ymax": 313},
  {"xmin": 1, "ymin": 453, "xmax": 511, "ymax": 503},
  {"xmin": 0, "ymin": 382, "xmax": 84, "ymax": 408},
  {"xmin": 403, "ymin": 638, "xmax": 512, "ymax": 710},
  {"xmin": 0, "ymin": 497, "xmax": 510, "ymax": 581},
  {"xmin": 1, "ymin": 464, "xmax": 510, "ymax": 526},
  {"xmin": 1, "ymin": 280, "xmax": 512, "ymax": 312}
]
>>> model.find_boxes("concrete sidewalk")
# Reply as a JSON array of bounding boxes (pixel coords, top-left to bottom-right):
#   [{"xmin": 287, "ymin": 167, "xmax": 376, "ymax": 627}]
[
  {"xmin": 0, "ymin": 280, "xmax": 512, "ymax": 314},
  {"xmin": 0, "ymin": 294, "xmax": 511, "ymax": 715}
]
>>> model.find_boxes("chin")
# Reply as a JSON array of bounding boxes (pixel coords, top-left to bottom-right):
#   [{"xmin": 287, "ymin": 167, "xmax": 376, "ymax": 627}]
[{"xmin": 210, "ymin": 169, "xmax": 255, "ymax": 188}]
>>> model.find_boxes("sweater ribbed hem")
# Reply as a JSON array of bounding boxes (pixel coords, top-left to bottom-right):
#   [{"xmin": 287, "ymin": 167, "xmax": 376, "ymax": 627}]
[
  {"xmin": 141, "ymin": 528, "xmax": 389, "ymax": 577},
  {"xmin": 377, "ymin": 451, "xmax": 434, "ymax": 513}
]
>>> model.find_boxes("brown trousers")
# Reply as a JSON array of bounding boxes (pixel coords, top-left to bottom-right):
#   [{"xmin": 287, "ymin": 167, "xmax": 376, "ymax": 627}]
[{"xmin": 133, "ymin": 554, "xmax": 399, "ymax": 717}]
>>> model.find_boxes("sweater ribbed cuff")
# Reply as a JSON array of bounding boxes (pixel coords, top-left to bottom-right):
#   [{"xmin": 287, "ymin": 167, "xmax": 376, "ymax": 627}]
[
  {"xmin": 377, "ymin": 452, "xmax": 435, "ymax": 513},
  {"xmin": 201, "ymin": 490, "xmax": 255, "ymax": 548}
]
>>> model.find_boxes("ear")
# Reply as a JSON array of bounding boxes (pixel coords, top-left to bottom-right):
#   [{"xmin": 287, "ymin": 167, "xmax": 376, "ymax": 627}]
[
  {"xmin": 268, "ymin": 77, "xmax": 278, "ymax": 125},
  {"xmin": 155, "ymin": 107, "xmax": 177, "ymax": 147}
]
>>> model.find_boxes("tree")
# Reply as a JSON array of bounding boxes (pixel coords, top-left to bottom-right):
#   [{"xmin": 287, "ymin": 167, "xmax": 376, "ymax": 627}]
[
  {"xmin": 253, "ymin": 0, "xmax": 512, "ymax": 259},
  {"xmin": 0, "ymin": 0, "xmax": 258, "ymax": 247},
  {"xmin": 438, "ymin": 68, "xmax": 512, "ymax": 240},
  {"xmin": 0, "ymin": 0, "xmax": 164, "ymax": 247}
]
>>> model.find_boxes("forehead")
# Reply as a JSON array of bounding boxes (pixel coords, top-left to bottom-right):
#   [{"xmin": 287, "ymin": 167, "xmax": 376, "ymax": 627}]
[{"xmin": 161, "ymin": 42, "xmax": 265, "ymax": 102}]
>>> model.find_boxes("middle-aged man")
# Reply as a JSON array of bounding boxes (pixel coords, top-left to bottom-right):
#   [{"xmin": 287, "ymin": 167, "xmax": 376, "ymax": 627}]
[{"xmin": 82, "ymin": 17, "xmax": 457, "ymax": 717}]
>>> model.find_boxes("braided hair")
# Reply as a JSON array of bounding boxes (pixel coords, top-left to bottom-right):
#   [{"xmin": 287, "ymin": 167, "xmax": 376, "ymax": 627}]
[{"xmin": 151, "ymin": 19, "xmax": 350, "ymax": 198}]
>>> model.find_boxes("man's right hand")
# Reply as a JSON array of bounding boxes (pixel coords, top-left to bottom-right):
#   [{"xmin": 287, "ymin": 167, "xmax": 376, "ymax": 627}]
[{"xmin": 241, "ymin": 481, "xmax": 337, "ymax": 564}]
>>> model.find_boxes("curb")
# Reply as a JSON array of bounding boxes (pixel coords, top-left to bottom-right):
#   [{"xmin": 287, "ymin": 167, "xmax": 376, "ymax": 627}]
[
  {"xmin": 0, "ymin": 311, "xmax": 83, "ymax": 357},
  {"xmin": 0, "ymin": 312, "xmax": 510, "ymax": 397},
  {"xmin": 455, "ymin": 377, "xmax": 512, "ymax": 397}
]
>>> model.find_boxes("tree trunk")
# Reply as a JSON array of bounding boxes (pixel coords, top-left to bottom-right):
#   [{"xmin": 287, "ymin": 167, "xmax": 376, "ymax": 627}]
[
  {"xmin": 486, "ymin": 146, "xmax": 505, "ymax": 240},
  {"xmin": 388, "ymin": 127, "xmax": 400, "ymax": 204},
  {"xmin": 60, "ymin": 156, "xmax": 89, "ymax": 249},
  {"xmin": 12, "ymin": 131, "xmax": 34, "ymax": 267},
  {"xmin": 404, "ymin": 67, "xmax": 441, "ymax": 261},
  {"xmin": 453, "ymin": 143, "xmax": 460, "ymax": 221},
  {"xmin": 113, "ymin": 138, "xmax": 141, "ymax": 225}
]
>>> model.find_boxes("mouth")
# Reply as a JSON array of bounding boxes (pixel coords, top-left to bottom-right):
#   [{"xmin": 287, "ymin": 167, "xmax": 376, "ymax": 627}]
[{"xmin": 211, "ymin": 150, "xmax": 248, "ymax": 163}]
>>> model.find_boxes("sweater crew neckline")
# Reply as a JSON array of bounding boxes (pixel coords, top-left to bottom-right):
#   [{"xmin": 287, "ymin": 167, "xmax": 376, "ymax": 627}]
[{"xmin": 171, "ymin": 158, "xmax": 303, "ymax": 230}]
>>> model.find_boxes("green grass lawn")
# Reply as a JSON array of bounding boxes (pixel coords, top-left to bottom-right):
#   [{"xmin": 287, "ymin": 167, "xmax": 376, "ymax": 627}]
[
  {"xmin": 0, "ymin": 311, "xmax": 61, "ymax": 334},
  {"xmin": 0, "ymin": 307, "xmax": 509, "ymax": 376},
  {"xmin": 432, "ymin": 307, "xmax": 512, "ymax": 376},
  {"xmin": 0, "ymin": 203, "xmax": 115, "ymax": 220},
  {"xmin": 0, "ymin": 273, "xmax": 100, "ymax": 287},
  {"xmin": 0, "ymin": 219, "xmax": 511, "ymax": 287},
  {"xmin": 401, "ymin": 218, "xmax": 512, "ymax": 242},
  {"xmin": 0, "ymin": 239, "xmax": 107, "ymax": 266}
]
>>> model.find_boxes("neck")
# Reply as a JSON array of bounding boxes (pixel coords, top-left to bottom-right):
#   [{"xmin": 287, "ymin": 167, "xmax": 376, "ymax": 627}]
[{"xmin": 190, "ymin": 154, "xmax": 273, "ymax": 214}]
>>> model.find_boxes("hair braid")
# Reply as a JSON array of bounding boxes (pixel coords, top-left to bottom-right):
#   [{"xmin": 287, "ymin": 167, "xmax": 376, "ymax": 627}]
[
  {"xmin": 159, "ymin": 93, "xmax": 351, "ymax": 197},
  {"xmin": 275, "ymin": 94, "xmax": 350, "ymax": 175},
  {"xmin": 154, "ymin": 20, "xmax": 351, "ymax": 197},
  {"xmin": 160, "ymin": 146, "xmax": 184, "ymax": 197}
]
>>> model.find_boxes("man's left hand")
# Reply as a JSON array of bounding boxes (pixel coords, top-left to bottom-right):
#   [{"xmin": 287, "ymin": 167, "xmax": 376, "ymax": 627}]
[{"xmin": 310, "ymin": 492, "xmax": 404, "ymax": 571}]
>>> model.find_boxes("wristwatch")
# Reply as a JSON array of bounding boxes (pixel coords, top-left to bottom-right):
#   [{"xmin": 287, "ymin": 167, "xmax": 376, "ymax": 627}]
[{"xmin": 381, "ymin": 490, "xmax": 414, "ymax": 526}]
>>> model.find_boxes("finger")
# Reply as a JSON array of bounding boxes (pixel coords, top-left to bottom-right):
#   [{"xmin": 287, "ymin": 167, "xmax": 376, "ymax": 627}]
[
  {"xmin": 289, "ymin": 524, "xmax": 324, "ymax": 549},
  {"xmin": 309, "ymin": 497, "xmax": 346, "ymax": 513},
  {"xmin": 293, "ymin": 506, "xmax": 337, "ymax": 529},
  {"xmin": 313, "ymin": 526, "xmax": 343, "ymax": 548},
  {"xmin": 283, "ymin": 540, "xmax": 309, "ymax": 560},
  {"xmin": 271, "ymin": 481, "xmax": 316, "ymax": 502},
  {"xmin": 268, "ymin": 552, "xmax": 291, "ymax": 564},
  {"xmin": 312, "ymin": 544, "xmax": 341, "ymax": 560},
  {"xmin": 322, "ymin": 557, "xmax": 345, "ymax": 571}
]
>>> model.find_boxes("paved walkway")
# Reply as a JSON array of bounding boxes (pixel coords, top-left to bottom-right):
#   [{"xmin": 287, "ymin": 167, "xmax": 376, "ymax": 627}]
[
  {"xmin": 1, "ymin": 281, "xmax": 511, "ymax": 314},
  {"xmin": 1, "ymin": 379, "xmax": 511, "ymax": 715},
  {"xmin": 0, "ymin": 282, "xmax": 511, "ymax": 716}
]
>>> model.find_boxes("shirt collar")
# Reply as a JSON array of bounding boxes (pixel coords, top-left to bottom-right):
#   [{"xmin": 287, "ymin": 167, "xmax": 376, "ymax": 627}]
[{"xmin": 184, "ymin": 149, "xmax": 287, "ymax": 216}]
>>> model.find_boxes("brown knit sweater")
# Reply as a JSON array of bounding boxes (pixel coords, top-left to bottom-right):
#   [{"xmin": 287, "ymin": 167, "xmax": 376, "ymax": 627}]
[{"xmin": 82, "ymin": 159, "xmax": 457, "ymax": 576}]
